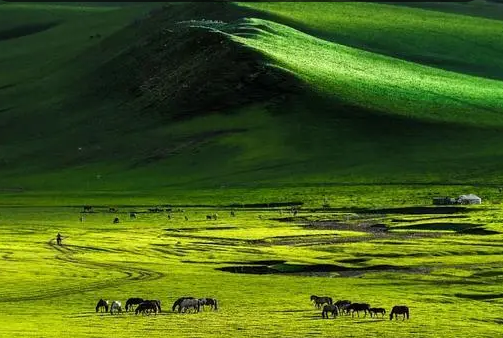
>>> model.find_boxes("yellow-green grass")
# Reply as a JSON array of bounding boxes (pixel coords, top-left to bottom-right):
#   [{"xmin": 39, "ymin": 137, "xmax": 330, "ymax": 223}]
[{"xmin": 2, "ymin": 200, "xmax": 503, "ymax": 337}]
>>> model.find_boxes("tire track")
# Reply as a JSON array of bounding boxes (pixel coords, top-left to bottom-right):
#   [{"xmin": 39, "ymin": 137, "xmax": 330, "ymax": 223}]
[{"xmin": 0, "ymin": 240, "xmax": 166, "ymax": 303}]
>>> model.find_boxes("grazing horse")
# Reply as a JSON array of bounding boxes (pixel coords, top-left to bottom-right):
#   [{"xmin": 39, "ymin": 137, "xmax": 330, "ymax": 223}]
[
  {"xmin": 321, "ymin": 304, "xmax": 339, "ymax": 319},
  {"xmin": 95, "ymin": 299, "xmax": 109, "ymax": 313},
  {"xmin": 199, "ymin": 298, "xmax": 218, "ymax": 311},
  {"xmin": 369, "ymin": 307, "xmax": 386, "ymax": 318},
  {"xmin": 172, "ymin": 297, "xmax": 195, "ymax": 312},
  {"xmin": 113, "ymin": 217, "xmax": 120, "ymax": 224},
  {"xmin": 347, "ymin": 303, "xmax": 371, "ymax": 317},
  {"xmin": 206, "ymin": 215, "xmax": 213, "ymax": 220},
  {"xmin": 335, "ymin": 300, "xmax": 351, "ymax": 314},
  {"xmin": 110, "ymin": 301, "xmax": 122, "ymax": 315},
  {"xmin": 125, "ymin": 298, "xmax": 144, "ymax": 312},
  {"xmin": 129, "ymin": 212, "xmax": 137, "ymax": 219},
  {"xmin": 145, "ymin": 299, "xmax": 162, "ymax": 313},
  {"xmin": 390, "ymin": 305, "xmax": 409, "ymax": 320},
  {"xmin": 83, "ymin": 205, "xmax": 93, "ymax": 213},
  {"xmin": 135, "ymin": 301, "xmax": 158, "ymax": 315},
  {"xmin": 109, "ymin": 207, "xmax": 118, "ymax": 213},
  {"xmin": 310, "ymin": 295, "xmax": 333, "ymax": 308},
  {"xmin": 179, "ymin": 298, "xmax": 201, "ymax": 313}
]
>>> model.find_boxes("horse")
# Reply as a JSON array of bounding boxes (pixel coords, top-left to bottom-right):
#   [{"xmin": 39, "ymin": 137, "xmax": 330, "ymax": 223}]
[
  {"xmin": 83, "ymin": 205, "xmax": 93, "ymax": 213},
  {"xmin": 335, "ymin": 300, "xmax": 351, "ymax": 314},
  {"xmin": 145, "ymin": 299, "xmax": 162, "ymax": 313},
  {"xmin": 95, "ymin": 299, "xmax": 109, "ymax": 313},
  {"xmin": 321, "ymin": 304, "xmax": 339, "ymax": 319},
  {"xmin": 172, "ymin": 297, "xmax": 195, "ymax": 312},
  {"xmin": 347, "ymin": 303, "xmax": 370, "ymax": 317},
  {"xmin": 129, "ymin": 212, "xmax": 137, "ymax": 219},
  {"xmin": 113, "ymin": 217, "xmax": 120, "ymax": 224},
  {"xmin": 199, "ymin": 298, "xmax": 218, "ymax": 311},
  {"xmin": 390, "ymin": 305, "xmax": 409, "ymax": 320},
  {"xmin": 125, "ymin": 298, "xmax": 144, "ymax": 312},
  {"xmin": 178, "ymin": 298, "xmax": 201, "ymax": 313},
  {"xmin": 206, "ymin": 215, "xmax": 213, "ymax": 220},
  {"xmin": 369, "ymin": 307, "xmax": 386, "ymax": 318},
  {"xmin": 310, "ymin": 295, "xmax": 333, "ymax": 308},
  {"xmin": 109, "ymin": 207, "xmax": 118, "ymax": 213},
  {"xmin": 135, "ymin": 301, "xmax": 158, "ymax": 315},
  {"xmin": 110, "ymin": 300, "xmax": 122, "ymax": 315}
]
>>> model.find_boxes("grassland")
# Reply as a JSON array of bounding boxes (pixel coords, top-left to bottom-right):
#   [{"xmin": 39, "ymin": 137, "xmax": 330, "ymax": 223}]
[
  {"xmin": 2, "ymin": 194, "xmax": 503, "ymax": 338},
  {"xmin": 2, "ymin": 2, "xmax": 503, "ymax": 337},
  {"xmin": 1, "ymin": 1, "xmax": 503, "ymax": 192}
]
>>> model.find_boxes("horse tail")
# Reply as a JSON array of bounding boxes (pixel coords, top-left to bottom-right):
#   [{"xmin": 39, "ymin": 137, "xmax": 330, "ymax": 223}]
[
  {"xmin": 95, "ymin": 304, "xmax": 99, "ymax": 313},
  {"xmin": 213, "ymin": 299, "xmax": 218, "ymax": 311},
  {"xmin": 172, "ymin": 299, "xmax": 179, "ymax": 312},
  {"xmin": 157, "ymin": 301, "xmax": 162, "ymax": 313},
  {"xmin": 383, "ymin": 309, "xmax": 386, "ymax": 314},
  {"xmin": 406, "ymin": 309, "xmax": 409, "ymax": 319}
]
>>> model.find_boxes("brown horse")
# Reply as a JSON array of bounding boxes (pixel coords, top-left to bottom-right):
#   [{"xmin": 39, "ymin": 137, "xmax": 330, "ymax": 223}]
[
  {"xmin": 390, "ymin": 305, "xmax": 409, "ymax": 320},
  {"xmin": 310, "ymin": 295, "xmax": 333, "ymax": 308},
  {"xmin": 369, "ymin": 307, "xmax": 386, "ymax": 318},
  {"xmin": 321, "ymin": 304, "xmax": 338, "ymax": 319},
  {"xmin": 135, "ymin": 302, "xmax": 158, "ymax": 315},
  {"xmin": 347, "ymin": 303, "xmax": 370, "ymax": 317}
]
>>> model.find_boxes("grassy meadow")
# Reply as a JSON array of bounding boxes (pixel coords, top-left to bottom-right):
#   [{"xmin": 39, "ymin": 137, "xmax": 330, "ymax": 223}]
[
  {"xmin": 2, "ymin": 189, "xmax": 503, "ymax": 337},
  {"xmin": 2, "ymin": 1, "xmax": 503, "ymax": 337}
]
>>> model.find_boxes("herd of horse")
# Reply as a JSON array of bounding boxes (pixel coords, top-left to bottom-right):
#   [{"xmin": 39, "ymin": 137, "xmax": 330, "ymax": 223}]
[
  {"xmin": 310, "ymin": 295, "xmax": 409, "ymax": 320},
  {"xmin": 95, "ymin": 296, "xmax": 218, "ymax": 315}
]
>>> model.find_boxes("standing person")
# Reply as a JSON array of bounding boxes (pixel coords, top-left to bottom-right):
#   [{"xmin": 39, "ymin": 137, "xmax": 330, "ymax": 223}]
[{"xmin": 56, "ymin": 233, "xmax": 62, "ymax": 246}]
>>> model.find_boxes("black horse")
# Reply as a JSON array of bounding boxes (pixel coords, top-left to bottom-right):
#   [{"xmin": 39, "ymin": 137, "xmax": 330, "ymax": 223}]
[
  {"xmin": 390, "ymin": 305, "xmax": 409, "ymax": 320},
  {"xmin": 321, "ymin": 304, "xmax": 339, "ymax": 319},
  {"xmin": 335, "ymin": 300, "xmax": 351, "ymax": 314},
  {"xmin": 113, "ymin": 217, "xmax": 120, "ymax": 224},
  {"xmin": 172, "ymin": 297, "xmax": 195, "ymax": 312},
  {"xmin": 347, "ymin": 303, "xmax": 371, "ymax": 317},
  {"xmin": 135, "ymin": 302, "xmax": 158, "ymax": 315},
  {"xmin": 145, "ymin": 299, "xmax": 162, "ymax": 313},
  {"xmin": 310, "ymin": 295, "xmax": 333, "ymax": 308},
  {"xmin": 369, "ymin": 307, "xmax": 386, "ymax": 318},
  {"xmin": 95, "ymin": 299, "xmax": 109, "ymax": 313},
  {"xmin": 125, "ymin": 298, "xmax": 144, "ymax": 312}
]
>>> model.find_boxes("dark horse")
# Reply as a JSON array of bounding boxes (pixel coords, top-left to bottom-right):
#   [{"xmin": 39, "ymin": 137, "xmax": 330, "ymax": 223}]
[
  {"xmin": 390, "ymin": 305, "xmax": 409, "ymax": 320},
  {"xmin": 310, "ymin": 295, "xmax": 333, "ymax": 308},
  {"xmin": 321, "ymin": 304, "xmax": 338, "ymax": 319},
  {"xmin": 369, "ymin": 307, "xmax": 386, "ymax": 318},
  {"xmin": 145, "ymin": 299, "xmax": 162, "ymax": 313},
  {"xmin": 172, "ymin": 297, "xmax": 195, "ymax": 312},
  {"xmin": 347, "ymin": 303, "xmax": 371, "ymax": 317},
  {"xmin": 135, "ymin": 302, "xmax": 158, "ymax": 315},
  {"xmin": 125, "ymin": 298, "xmax": 144, "ymax": 312},
  {"xmin": 95, "ymin": 299, "xmax": 109, "ymax": 313},
  {"xmin": 199, "ymin": 298, "xmax": 218, "ymax": 311},
  {"xmin": 335, "ymin": 300, "xmax": 351, "ymax": 314}
]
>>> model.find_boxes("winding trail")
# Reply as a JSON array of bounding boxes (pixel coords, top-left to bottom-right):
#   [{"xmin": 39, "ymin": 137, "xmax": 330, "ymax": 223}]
[{"xmin": 0, "ymin": 240, "xmax": 165, "ymax": 303}]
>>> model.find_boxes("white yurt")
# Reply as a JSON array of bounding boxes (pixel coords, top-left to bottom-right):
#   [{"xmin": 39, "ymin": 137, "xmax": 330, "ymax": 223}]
[{"xmin": 457, "ymin": 194, "xmax": 482, "ymax": 205}]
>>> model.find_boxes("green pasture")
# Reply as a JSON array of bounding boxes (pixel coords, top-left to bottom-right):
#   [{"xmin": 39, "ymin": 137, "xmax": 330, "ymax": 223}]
[
  {"xmin": 1, "ymin": 2, "xmax": 503, "ymax": 190},
  {"xmin": 2, "ymin": 191, "xmax": 503, "ymax": 337}
]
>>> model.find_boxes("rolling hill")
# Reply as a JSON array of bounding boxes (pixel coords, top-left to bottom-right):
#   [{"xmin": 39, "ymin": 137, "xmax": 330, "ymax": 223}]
[{"xmin": 1, "ymin": 1, "xmax": 503, "ymax": 197}]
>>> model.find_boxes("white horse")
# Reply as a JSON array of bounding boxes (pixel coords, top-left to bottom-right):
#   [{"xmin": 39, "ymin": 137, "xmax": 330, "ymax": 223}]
[{"xmin": 110, "ymin": 300, "xmax": 122, "ymax": 315}]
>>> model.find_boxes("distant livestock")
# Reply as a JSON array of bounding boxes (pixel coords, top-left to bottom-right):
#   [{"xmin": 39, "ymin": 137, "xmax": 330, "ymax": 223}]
[{"xmin": 390, "ymin": 305, "xmax": 409, "ymax": 320}]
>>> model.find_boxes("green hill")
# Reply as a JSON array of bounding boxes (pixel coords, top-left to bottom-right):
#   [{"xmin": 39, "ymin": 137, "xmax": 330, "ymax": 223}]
[{"xmin": 1, "ymin": 2, "xmax": 503, "ymax": 197}]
